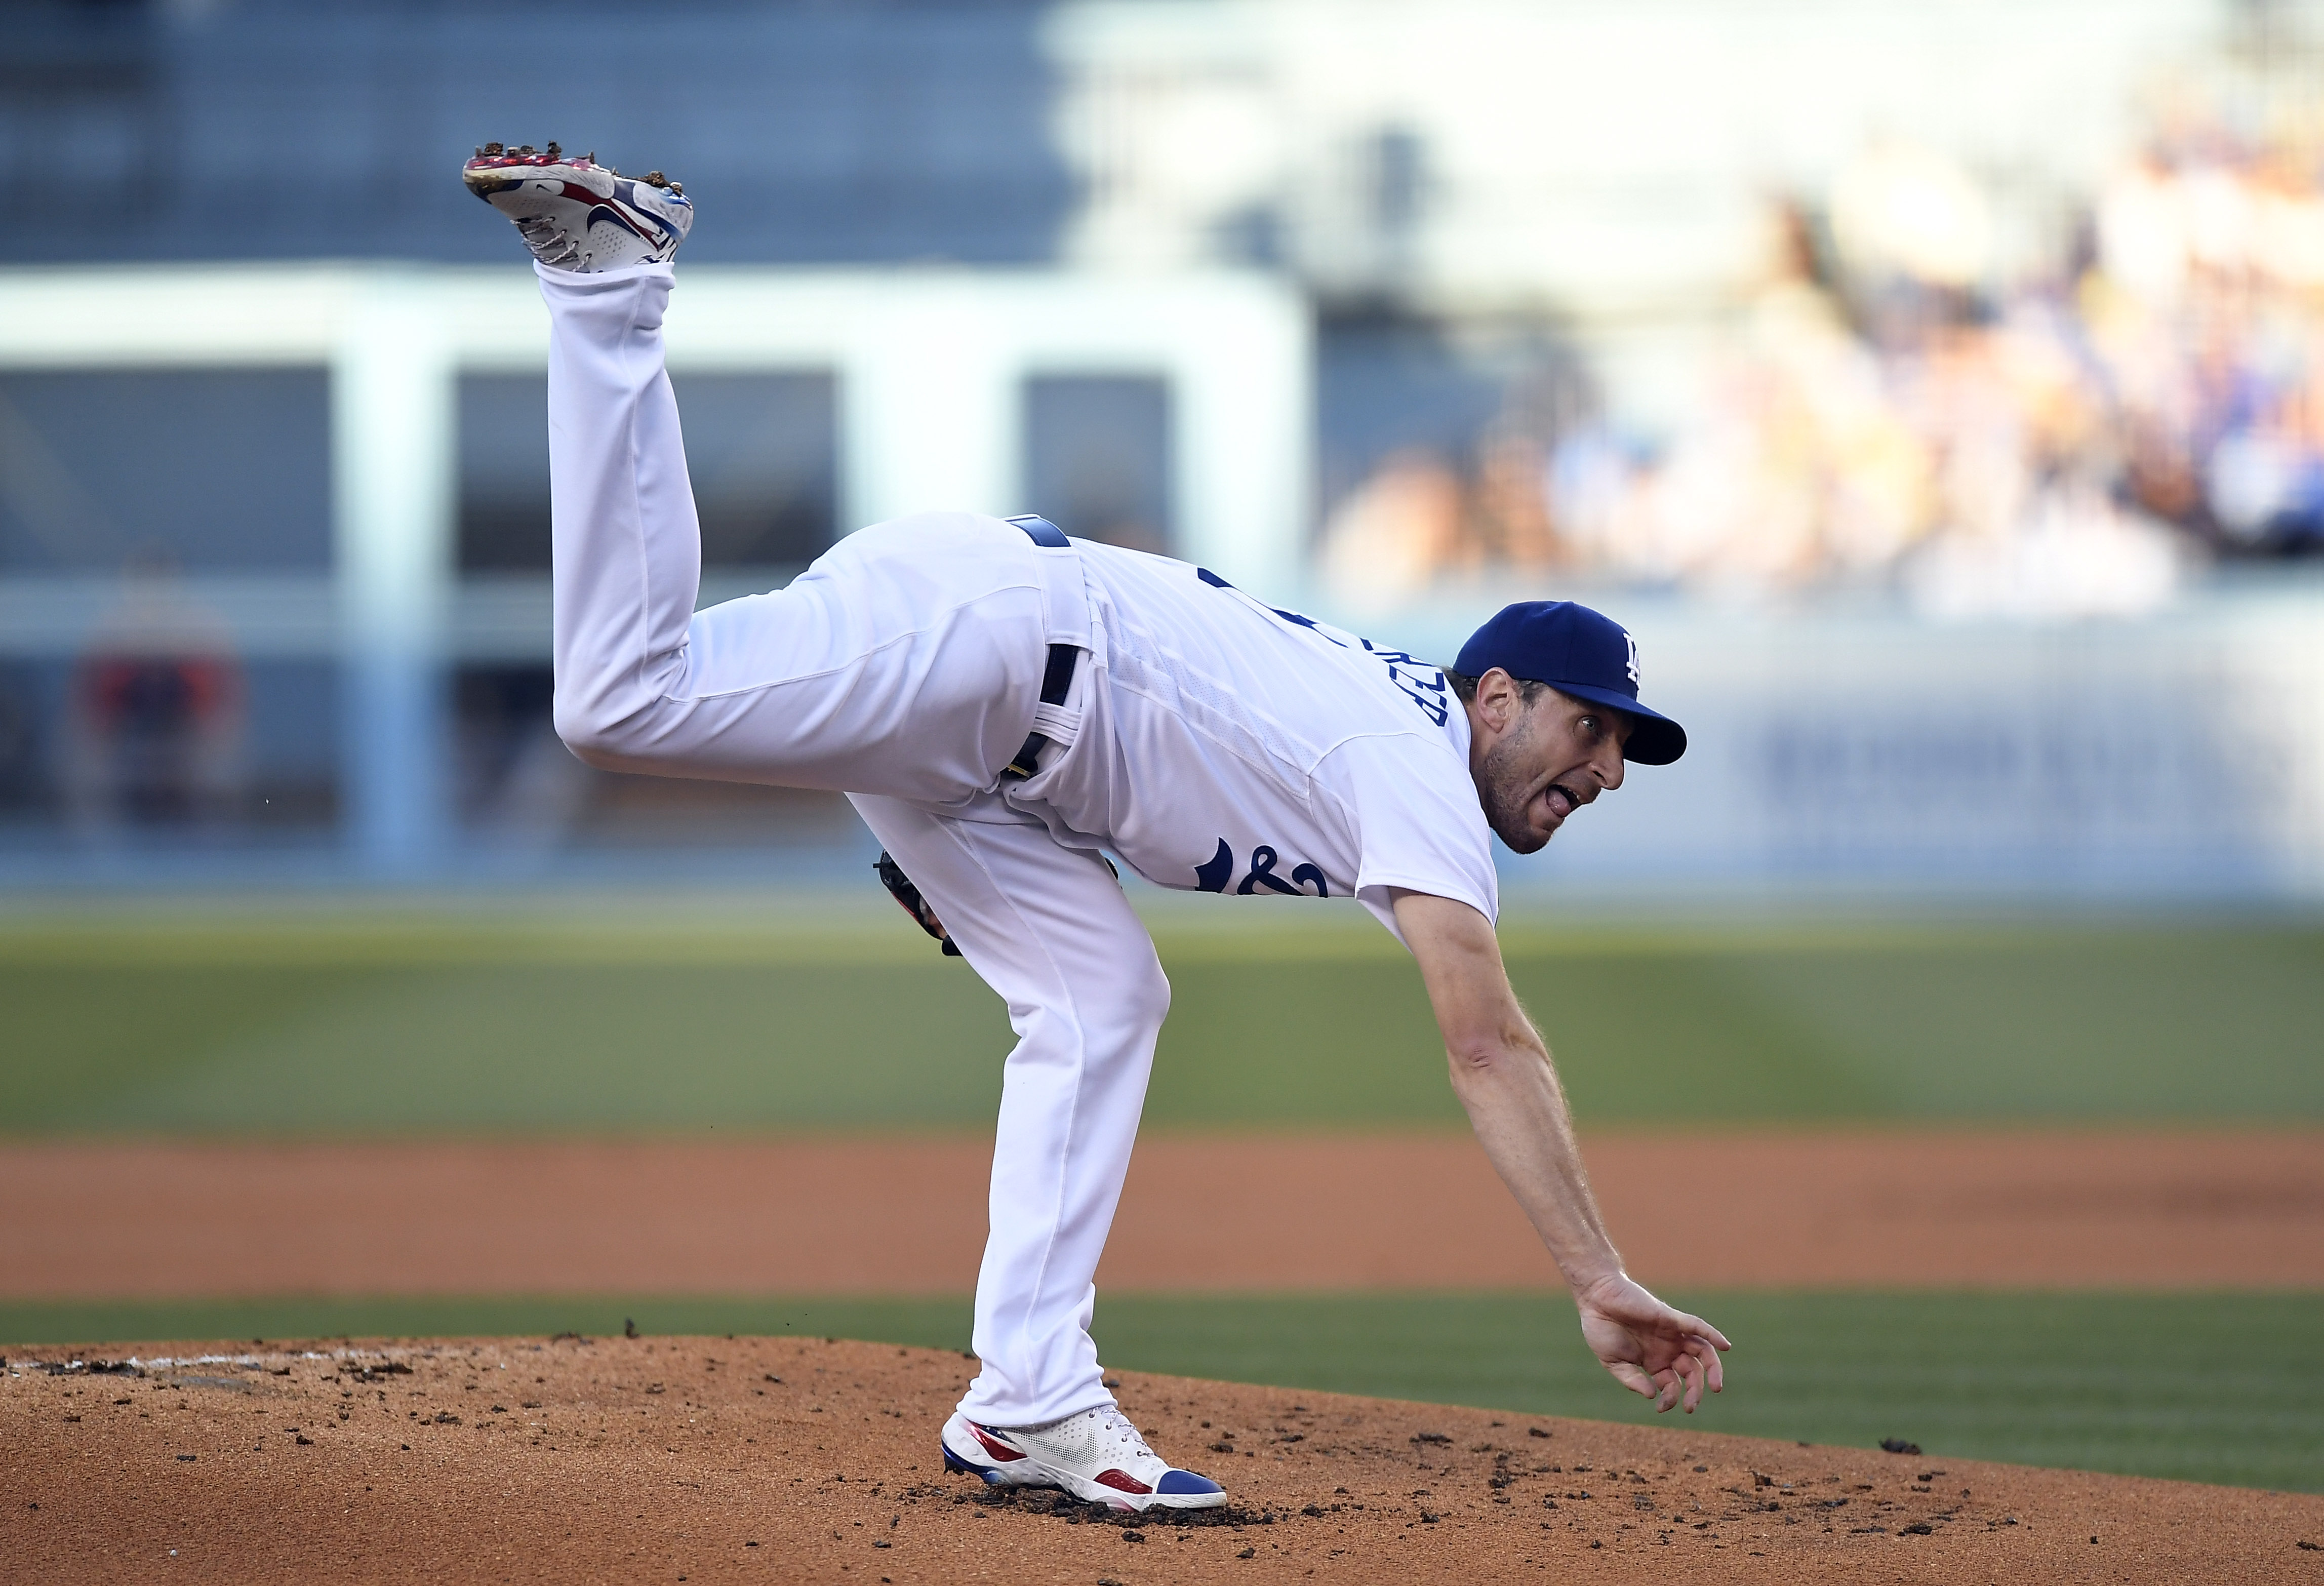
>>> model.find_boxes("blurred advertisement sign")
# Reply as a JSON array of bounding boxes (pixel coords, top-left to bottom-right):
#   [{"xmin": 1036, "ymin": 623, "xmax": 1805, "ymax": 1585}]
[{"xmin": 1491, "ymin": 592, "xmax": 2324, "ymax": 898}]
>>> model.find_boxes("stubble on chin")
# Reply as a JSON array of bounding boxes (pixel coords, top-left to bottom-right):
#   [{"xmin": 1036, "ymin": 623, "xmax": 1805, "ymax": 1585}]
[{"xmin": 1476, "ymin": 732, "xmax": 1549, "ymax": 854}]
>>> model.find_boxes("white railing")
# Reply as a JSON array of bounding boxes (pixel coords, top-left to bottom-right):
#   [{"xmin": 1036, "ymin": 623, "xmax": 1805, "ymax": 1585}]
[{"xmin": 0, "ymin": 263, "xmax": 1312, "ymax": 873}]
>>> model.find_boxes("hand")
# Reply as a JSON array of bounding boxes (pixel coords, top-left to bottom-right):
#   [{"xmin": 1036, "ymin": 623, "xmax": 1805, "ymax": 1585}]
[{"xmin": 1575, "ymin": 1272, "xmax": 1731, "ymax": 1414}]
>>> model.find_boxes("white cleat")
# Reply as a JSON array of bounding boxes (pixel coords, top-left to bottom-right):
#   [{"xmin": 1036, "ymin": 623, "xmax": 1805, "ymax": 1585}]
[
  {"xmin": 460, "ymin": 141, "xmax": 692, "ymax": 272},
  {"xmin": 941, "ymin": 1406, "xmax": 1228, "ymax": 1513}
]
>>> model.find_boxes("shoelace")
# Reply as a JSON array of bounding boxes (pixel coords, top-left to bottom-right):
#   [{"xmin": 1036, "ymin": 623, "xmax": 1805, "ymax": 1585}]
[
  {"xmin": 515, "ymin": 216, "xmax": 585, "ymax": 269},
  {"xmin": 1092, "ymin": 1406, "xmax": 1158, "ymax": 1464}
]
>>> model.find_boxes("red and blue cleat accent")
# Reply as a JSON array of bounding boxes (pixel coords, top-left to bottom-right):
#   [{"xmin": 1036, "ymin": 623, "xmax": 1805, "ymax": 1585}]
[
  {"xmin": 461, "ymin": 141, "xmax": 692, "ymax": 272},
  {"xmin": 941, "ymin": 1407, "xmax": 1227, "ymax": 1513}
]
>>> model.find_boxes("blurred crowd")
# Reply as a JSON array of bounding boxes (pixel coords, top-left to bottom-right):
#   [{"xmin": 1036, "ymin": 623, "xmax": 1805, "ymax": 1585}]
[
  {"xmin": 64, "ymin": 551, "xmax": 246, "ymax": 835},
  {"xmin": 1320, "ymin": 105, "xmax": 2324, "ymax": 618}
]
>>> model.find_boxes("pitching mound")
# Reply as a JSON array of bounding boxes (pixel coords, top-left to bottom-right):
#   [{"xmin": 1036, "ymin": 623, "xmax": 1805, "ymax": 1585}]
[{"xmin": 5, "ymin": 1335, "xmax": 2316, "ymax": 1584}]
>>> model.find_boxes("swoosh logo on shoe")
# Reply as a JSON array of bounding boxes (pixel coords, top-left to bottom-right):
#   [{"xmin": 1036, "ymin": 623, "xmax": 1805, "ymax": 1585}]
[
  {"xmin": 1094, "ymin": 1469, "xmax": 1154, "ymax": 1495},
  {"xmin": 585, "ymin": 203, "xmax": 662, "ymax": 245},
  {"xmin": 968, "ymin": 1424, "xmax": 1027, "ymax": 1462}
]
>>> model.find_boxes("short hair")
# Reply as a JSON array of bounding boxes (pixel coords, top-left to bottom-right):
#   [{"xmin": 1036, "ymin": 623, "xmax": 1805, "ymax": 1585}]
[{"xmin": 1440, "ymin": 667, "xmax": 1551, "ymax": 707}]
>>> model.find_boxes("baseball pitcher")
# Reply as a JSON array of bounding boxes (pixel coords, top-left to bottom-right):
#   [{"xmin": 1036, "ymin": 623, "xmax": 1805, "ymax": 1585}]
[{"xmin": 464, "ymin": 144, "xmax": 1729, "ymax": 1515}]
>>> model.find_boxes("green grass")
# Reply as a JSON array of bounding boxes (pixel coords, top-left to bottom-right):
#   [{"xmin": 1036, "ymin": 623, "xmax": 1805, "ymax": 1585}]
[
  {"xmin": 3, "ymin": 1290, "xmax": 2313, "ymax": 1494},
  {"xmin": 2, "ymin": 907, "xmax": 2318, "ymax": 1133},
  {"xmin": 9, "ymin": 914, "xmax": 2310, "ymax": 1493}
]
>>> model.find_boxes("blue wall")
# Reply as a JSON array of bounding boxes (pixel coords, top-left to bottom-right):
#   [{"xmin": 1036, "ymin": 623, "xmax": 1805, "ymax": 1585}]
[{"xmin": 0, "ymin": 0, "xmax": 1073, "ymax": 266}]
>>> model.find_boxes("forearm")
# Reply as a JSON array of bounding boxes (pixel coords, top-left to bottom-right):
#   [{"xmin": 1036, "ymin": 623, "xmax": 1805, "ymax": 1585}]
[
  {"xmin": 1391, "ymin": 889, "xmax": 1627, "ymax": 1296},
  {"xmin": 1393, "ymin": 893, "xmax": 1727, "ymax": 1408},
  {"xmin": 1447, "ymin": 1034, "xmax": 1625, "ymax": 1294}
]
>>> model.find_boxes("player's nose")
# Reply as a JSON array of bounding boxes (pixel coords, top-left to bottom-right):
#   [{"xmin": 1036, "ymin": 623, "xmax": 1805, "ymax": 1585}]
[{"xmin": 1597, "ymin": 741, "xmax": 1626, "ymax": 791}]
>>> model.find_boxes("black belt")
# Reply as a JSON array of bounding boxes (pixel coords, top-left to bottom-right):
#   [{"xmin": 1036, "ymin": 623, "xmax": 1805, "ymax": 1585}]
[{"xmin": 1001, "ymin": 515, "xmax": 1080, "ymax": 780}]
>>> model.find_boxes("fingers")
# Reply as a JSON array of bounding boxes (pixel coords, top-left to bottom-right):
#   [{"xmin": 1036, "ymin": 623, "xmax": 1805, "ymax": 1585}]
[
  {"xmin": 1673, "ymin": 1346, "xmax": 1710, "ymax": 1412},
  {"xmin": 1605, "ymin": 1361, "xmax": 1659, "ymax": 1400},
  {"xmin": 1680, "ymin": 1332, "xmax": 1725, "ymax": 1397},
  {"xmin": 1593, "ymin": 1297, "xmax": 1733, "ymax": 1413},
  {"xmin": 1669, "ymin": 1309, "xmax": 1734, "ymax": 1353},
  {"xmin": 1658, "ymin": 1303, "xmax": 1732, "ymax": 1407},
  {"xmin": 1617, "ymin": 1355, "xmax": 1707, "ymax": 1414},
  {"xmin": 1641, "ymin": 1331, "xmax": 1722, "ymax": 1412}
]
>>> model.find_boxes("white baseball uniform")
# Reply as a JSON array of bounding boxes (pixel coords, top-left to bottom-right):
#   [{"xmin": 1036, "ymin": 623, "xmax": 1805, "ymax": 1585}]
[{"xmin": 541, "ymin": 260, "xmax": 1499, "ymax": 1427}]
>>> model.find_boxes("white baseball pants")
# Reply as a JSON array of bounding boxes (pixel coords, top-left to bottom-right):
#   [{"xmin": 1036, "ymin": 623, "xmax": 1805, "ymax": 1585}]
[{"xmin": 540, "ymin": 261, "xmax": 1168, "ymax": 1428}]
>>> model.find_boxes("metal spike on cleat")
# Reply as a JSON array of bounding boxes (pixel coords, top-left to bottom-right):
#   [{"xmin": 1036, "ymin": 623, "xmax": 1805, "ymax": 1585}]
[{"xmin": 465, "ymin": 138, "xmax": 692, "ymax": 269}]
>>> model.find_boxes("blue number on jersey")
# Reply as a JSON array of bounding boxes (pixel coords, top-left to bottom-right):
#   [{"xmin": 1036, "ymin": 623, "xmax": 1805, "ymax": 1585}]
[{"xmin": 1194, "ymin": 838, "xmax": 1329, "ymax": 897}]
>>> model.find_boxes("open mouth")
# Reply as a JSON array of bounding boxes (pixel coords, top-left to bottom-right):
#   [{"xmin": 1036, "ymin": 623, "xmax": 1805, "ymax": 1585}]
[{"xmin": 1544, "ymin": 783, "xmax": 1582, "ymax": 822}]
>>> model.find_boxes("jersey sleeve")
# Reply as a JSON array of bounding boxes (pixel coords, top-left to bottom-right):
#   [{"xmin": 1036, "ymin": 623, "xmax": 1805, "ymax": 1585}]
[{"xmin": 1319, "ymin": 732, "xmax": 1501, "ymax": 948}]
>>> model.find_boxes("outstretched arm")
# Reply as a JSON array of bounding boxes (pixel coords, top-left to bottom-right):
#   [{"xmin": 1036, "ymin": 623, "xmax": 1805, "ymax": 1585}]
[{"xmin": 1389, "ymin": 888, "xmax": 1731, "ymax": 1412}]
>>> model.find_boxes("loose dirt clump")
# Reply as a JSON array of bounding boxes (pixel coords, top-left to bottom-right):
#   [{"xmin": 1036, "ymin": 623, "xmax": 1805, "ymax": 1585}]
[{"xmin": 3, "ymin": 1335, "xmax": 2315, "ymax": 1583}]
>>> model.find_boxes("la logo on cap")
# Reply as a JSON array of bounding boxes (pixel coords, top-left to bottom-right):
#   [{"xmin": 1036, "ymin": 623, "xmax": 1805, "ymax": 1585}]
[{"xmin": 1624, "ymin": 630, "xmax": 1640, "ymax": 687}]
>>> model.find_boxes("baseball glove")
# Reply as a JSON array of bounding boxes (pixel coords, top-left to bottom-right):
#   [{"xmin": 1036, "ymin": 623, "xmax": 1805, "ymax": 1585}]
[{"xmin": 874, "ymin": 851, "xmax": 960, "ymax": 956}]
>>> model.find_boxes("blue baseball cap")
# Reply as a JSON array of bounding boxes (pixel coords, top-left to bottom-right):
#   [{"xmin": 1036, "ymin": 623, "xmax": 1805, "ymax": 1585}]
[{"xmin": 1454, "ymin": 601, "xmax": 1687, "ymax": 765}]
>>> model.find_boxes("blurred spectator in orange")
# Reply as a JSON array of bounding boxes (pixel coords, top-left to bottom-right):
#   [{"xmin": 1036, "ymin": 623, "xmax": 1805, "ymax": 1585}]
[{"xmin": 1319, "ymin": 448, "xmax": 1466, "ymax": 614}]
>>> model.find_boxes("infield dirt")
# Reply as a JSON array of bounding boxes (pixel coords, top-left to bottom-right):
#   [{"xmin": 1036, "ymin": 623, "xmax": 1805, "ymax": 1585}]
[
  {"xmin": 5, "ymin": 1129, "xmax": 2318, "ymax": 1299},
  {"xmin": 6, "ymin": 1334, "xmax": 2318, "ymax": 1585}
]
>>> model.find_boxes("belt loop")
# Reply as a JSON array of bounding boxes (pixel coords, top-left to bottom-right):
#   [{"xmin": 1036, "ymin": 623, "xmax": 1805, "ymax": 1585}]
[
  {"xmin": 1004, "ymin": 514, "xmax": 1091, "ymax": 651},
  {"xmin": 1000, "ymin": 515, "xmax": 1089, "ymax": 781}
]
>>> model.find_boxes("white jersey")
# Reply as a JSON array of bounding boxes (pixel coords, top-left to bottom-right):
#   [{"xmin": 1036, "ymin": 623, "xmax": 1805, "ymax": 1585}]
[{"xmin": 1005, "ymin": 540, "xmax": 1500, "ymax": 941}]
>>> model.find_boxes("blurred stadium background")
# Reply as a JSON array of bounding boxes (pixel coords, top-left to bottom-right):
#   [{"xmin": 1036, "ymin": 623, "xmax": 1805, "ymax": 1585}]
[{"xmin": 1, "ymin": 0, "xmax": 2318, "ymax": 1494}]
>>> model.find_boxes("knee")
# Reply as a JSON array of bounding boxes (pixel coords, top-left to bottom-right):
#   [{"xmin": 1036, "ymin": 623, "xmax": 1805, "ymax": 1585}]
[
  {"xmin": 1067, "ymin": 963, "xmax": 1169, "ymax": 1072},
  {"xmin": 1123, "ymin": 956, "xmax": 1172, "ymax": 1036},
  {"xmin": 552, "ymin": 697, "xmax": 637, "ymax": 771},
  {"xmin": 1065, "ymin": 954, "xmax": 1170, "ymax": 1057}
]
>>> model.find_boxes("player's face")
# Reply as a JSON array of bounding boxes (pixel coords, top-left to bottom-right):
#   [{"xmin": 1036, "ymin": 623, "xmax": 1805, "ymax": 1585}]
[{"xmin": 1472, "ymin": 684, "xmax": 1630, "ymax": 854}]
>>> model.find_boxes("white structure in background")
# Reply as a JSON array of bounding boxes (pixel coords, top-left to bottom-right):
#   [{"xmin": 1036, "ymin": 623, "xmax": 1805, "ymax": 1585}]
[
  {"xmin": 1605, "ymin": 594, "xmax": 2324, "ymax": 900},
  {"xmin": 0, "ymin": 257, "xmax": 2315, "ymax": 896},
  {"xmin": 0, "ymin": 264, "xmax": 1310, "ymax": 874},
  {"xmin": 1045, "ymin": 0, "xmax": 2222, "ymax": 408}
]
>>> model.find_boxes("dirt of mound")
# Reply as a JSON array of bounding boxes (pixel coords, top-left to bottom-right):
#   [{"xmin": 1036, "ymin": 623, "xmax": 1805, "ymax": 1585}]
[
  {"xmin": 4, "ymin": 1336, "xmax": 2316, "ymax": 1585},
  {"xmin": 3, "ymin": 1129, "xmax": 2317, "ymax": 1301}
]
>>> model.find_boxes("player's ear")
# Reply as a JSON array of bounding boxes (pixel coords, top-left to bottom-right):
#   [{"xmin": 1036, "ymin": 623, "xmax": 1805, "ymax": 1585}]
[{"xmin": 1476, "ymin": 667, "xmax": 1523, "ymax": 733}]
